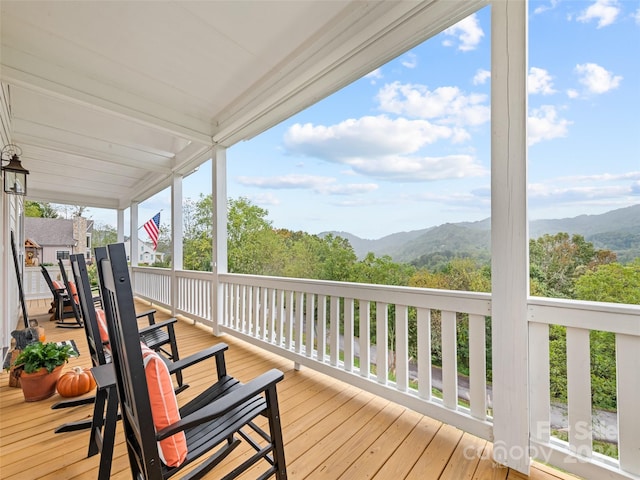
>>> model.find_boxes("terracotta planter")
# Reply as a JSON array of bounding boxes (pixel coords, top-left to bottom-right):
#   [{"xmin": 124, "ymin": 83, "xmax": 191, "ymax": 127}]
[{"xmin": 19, "ymin": 365, "xmax": 64, "ymax": 402}]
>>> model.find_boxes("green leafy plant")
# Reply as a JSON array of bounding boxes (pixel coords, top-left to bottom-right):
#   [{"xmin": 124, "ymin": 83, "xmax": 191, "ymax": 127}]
[{"xmin": 12, "ymin": 342, "xmax": 75, "ymax": 374}]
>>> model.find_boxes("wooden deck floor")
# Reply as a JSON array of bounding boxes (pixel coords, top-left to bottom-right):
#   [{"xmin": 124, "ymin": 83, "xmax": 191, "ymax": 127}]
[{"xmin": 0, "ymin": 299, "xmax": 580, "ymax": 480}]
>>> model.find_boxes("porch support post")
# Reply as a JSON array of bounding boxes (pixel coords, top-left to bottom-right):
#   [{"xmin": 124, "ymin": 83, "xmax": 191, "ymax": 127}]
[
  {"xmin": 116, "ymin": 209, "xmax": 125, "ymax": 243},
  {"xmin": 130, "ymin": 202, "xmax": 139, "ymax": 267},
  {"xmin": 491, "ymin": 0, "xmax": 530, "ymax": 474},
  {"xmin": 171, "ymin": 174, "xmax": 184, "ymax": 270},
  {"xmin": 171, "ymin": 174, "xmax": 183, "ymax": 317},
  {"xmin": 211, "ymin": 147, "xmax": 227, "ymax": 336}
]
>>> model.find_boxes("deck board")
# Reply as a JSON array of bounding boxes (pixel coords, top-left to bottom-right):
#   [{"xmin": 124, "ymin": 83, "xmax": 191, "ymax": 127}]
[{"xmin": 0, "ymin": 299, "xmax": 581, "ymax": 479}]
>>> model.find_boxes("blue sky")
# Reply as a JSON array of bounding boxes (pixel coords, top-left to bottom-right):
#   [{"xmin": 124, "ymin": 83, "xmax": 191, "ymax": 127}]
[{"xmin": 88, "ymin": 0, "xmax": 639, "ymax": 241}]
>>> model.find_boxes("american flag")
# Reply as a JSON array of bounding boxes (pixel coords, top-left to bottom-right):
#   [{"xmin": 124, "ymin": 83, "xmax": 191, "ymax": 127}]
[{"xmin": 143, "ymin": 212, "xmax": 160, "ymax": 250}]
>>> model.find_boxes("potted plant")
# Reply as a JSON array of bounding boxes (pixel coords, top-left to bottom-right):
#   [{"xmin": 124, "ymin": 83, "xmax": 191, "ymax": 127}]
[{"xmin": 12, "ymin": 342, "xmax": 75, "ymax": 402}]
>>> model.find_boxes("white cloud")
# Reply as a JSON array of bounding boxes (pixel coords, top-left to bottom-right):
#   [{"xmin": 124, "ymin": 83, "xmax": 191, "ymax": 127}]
[
  {"xmin": 528, "ymin": 105, "xmax": 572, "ymax": 146},
  {"xmin": 365, "ymin": 68, "xmax": 382, "ymax": 79},
  {"xmin": 575, "ymin": 63, "xmax": 622, "ymax": 94},
  {"xmin": 283, "ymin": 116, "xmax": 488, "ymax": 182},
  {"xmin": 634, "ymin": 7, "xmax": 640, "ymax": 24},
  {"xmin": 336, "ymin": 153, "xmax": 488, "ymax": 182},
  {"xmin": 533, "ymin": 0, "xmax": 559, "ymax": 15},
  {"xmin": 528, "ymin": 67, "xmax": 556, "ymax": 95},
  {"xmin": 248, "ymin": 192, "xmax": 280, "ymax": 206},
  {"xmin": 577, "ymin": 0, "xmax": 620, "ymax": 28},
  {"xmin": 236, "ymin": 174, "xmax": 378, "ymax": 196},
  {"xmin": 566, "ymin": 89, "xmax": 580, "ymax": 99},
  {"xmin": 442, "ymin": 14, "xmax": 484, "ymax": 51},
  {"xmin": 401, "ymin": 53, "xmax": 417, "ymax": 69},
  {"xmin": 285, "ymin": 115, "xmax": 456, "ymax": 159},
  {"xmin": 473, "ymin": 69, "xmax": 491, "ymax": 85},
  {"xmin": 376, "ymin": 82, "xmax": 490, "ymax": 127}
]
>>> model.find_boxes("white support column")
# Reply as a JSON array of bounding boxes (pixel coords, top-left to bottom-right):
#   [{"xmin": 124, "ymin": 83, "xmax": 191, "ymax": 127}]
[
  {"xmin": 171, "ymin": 174, "xmax": 183, "ymax": 318},
  {"xmin": 212, "ymin": 149, "xmax": 227, "ymax": 336},
  {"xmin": 491, "ymin": 0, "xmax": 530, "ymax": 474},
  {"xmin": 171, "ymin": 174, "xmax": 184, "ymax": 270},
  {"xmin": 116, "ymin": 209, "xmax": 125, "ymax": 243},
  {"xmin": 130, "ymin": 202, "xmax": 139, "ymax": 267}
]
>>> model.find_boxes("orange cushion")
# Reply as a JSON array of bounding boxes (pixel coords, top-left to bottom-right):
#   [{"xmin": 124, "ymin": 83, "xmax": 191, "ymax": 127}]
[
  {"xmin": 94, "ymin": 308, "xmax": 111, "ymax": 344},
  {"xmin": 140, "ymin": 343, "xmax": 187, "ymax": 467},
  {"xmin": 52, "ymin": 280, "xmax": 64, "ymax": 290},
  {"xmin": 68, "ymin": 281, "xmax": 80, "ymax": 305}
]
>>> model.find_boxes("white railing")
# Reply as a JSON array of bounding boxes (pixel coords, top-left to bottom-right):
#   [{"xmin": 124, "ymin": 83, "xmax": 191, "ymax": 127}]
[
  {"xmin": 218, "ymin": 273, "xmax": 493, "ymax": 441},
  {"xmin": 23, "ymin": 265, "xmax": 72, "ymax": 300},
  {"xmin": 131, "ymin": 267, "xmax": 214, "ymax": 327},
  {"xmin": 126, "ymin": 266, "xmax": 640, "ymax": 479},
  {"xmin": 529, "ymin": 297, "xmax": 640, "ymax": 480}
]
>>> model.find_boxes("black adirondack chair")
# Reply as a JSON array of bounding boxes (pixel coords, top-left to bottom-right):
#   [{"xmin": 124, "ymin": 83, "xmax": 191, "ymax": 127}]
[
  {"xmin": 55, "ymin": 253, "xmax": 234, "ymax": 480},
  {"xmin": 56, "ymin": 258, "xmax": 84, "ymax": 328},
  {"xmin": 99, "ymin": 242, "xmax": 287, "ymax": 480},
  {"xmin": 94, "ymin": 246, "xmax": 186, "ymax": 390},
  {"xmin": 40, "ymin": 263, "xmax": 78, "ymax": 327}
]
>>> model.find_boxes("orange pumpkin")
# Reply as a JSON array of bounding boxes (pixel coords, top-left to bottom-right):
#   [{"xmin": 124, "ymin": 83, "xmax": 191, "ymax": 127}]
[{"xmin": 56, "ymin": 367, "xmax": 96, "ymax": 397}]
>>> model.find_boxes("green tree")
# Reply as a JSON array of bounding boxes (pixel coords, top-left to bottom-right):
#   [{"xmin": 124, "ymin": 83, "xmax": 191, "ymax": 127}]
[
  {"xmin": 529, "ymin": 233, "xmax": 616, "ymax": 298},
  {"xmin": 24, "ymin": 201, "xmax": 59, "ymax": 218},
  {"xmin": 92, "ymin": 223, "xmax": 117, "ymax": 248},
  {"xmin": 572, "ymin": 260, "xmax": 640, "ymax": 410}
]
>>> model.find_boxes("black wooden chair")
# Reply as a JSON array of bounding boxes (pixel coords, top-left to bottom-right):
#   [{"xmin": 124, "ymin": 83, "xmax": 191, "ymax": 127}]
[
  {"xmin": 99, "ymin": 242, "xmax": 287, "ymax": 480},
  {"xmin": 56, "ymin": 253, "xmax": 234, "ymax": 480},
  {"xmin": 94, "ymin": 246, "xmax": 186, "ymax": 389},
  {"xmin": 40, "ymin": 263, "xmax": 78, "ymax": 327}
]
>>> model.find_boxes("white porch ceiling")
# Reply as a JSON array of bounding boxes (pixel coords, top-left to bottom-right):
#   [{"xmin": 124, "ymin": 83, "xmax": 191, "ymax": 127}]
[{"xmin": 1, "ymin": 0, "xmax": 486, "ymax": 210}]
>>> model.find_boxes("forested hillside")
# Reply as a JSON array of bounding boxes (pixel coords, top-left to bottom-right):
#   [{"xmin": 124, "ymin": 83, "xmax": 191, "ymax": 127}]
[{"xmin": 324, "ymin": 204, "xmax": 640, "ymax": 265}]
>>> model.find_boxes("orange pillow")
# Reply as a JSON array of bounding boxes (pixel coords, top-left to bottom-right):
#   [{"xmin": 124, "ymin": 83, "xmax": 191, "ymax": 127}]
[
  {"xmin": 140, "ymin": 343, "xmax": 187, "ymax": 467},
  {"xmin": 68, "ymin": 281, "xmax": 80, "ymax": 305},
  {"xmin": 94, "ymin": 308, "xmax": 111, "ymax": 344}
]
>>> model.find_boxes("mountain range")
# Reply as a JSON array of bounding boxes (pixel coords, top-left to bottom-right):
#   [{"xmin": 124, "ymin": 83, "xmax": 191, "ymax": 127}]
[{"xmin": 322, "ymin": 204, "xmax": 640, "ymax": 265}]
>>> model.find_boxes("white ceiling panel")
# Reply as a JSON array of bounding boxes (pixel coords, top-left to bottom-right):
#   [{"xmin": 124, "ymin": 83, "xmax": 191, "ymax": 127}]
[{"xmin": 1, "ymin": 0, "xmax": 486, "ymax": 210}]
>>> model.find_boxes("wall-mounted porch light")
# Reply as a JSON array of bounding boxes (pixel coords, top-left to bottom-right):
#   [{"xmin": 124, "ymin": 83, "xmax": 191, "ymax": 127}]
[{"xmin": 1, "ymin": 144, "xmax": 29, "ymax": 196}]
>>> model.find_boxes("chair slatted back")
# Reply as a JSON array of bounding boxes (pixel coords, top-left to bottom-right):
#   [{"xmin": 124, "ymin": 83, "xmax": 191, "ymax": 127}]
[
  {"xmin": 98, "ymin": 243, "xmax": 163, "ymax": 479},
  {"xmin": 69, "ymin": 254, "xmax": 108, "ymax": 367},
  {"xmin": 58, "ymin": 259, "xmax": 83, "ymax": 326}
]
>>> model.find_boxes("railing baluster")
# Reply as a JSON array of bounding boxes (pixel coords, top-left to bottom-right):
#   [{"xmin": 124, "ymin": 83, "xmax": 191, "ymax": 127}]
[
  {"xmin": 529, "ymin": 321, "xmax": 550, "ymax": 443},
  {"xmin": 441, "ymin": 310, "xmax": 458, "ymax": 410},
  {"xmin": 276, "ymin": 289, "xmax": 284, "ymax": 347},
  {"xmin": 417, "ymin": 307, "xmax": 431, "ymax": 400},
  {"xmin": 376, "ymin": 302, "xmax": 388, "ymax": 385},
  {"xmin": 343, "ymin": 298, "xmax": 354, "ymax": 372},
  {"xmin": 469, "ymin": 314, "xmax": 487, "ymax": 420},
  {"xmin": 295, "ymin": 291, "xmax": 304, "ymax": 354},
  {"xmin": 359, "ymin": 300, "xmax": 371, "ymax": 379},
  {"xmin": 285, "ymin": 290, "xmax": 294, "ymax": 349},
  {"xmin": 317, "ymin": 294, "xmax": 327, "ymax": 363},
  {"xmin": 566, "ymin": 326, "xmax": 592, "ymax": 458},
  {"xmin": 616, "ymin": 333, "xmax": 640, "ymax": 475},
  {"xmin": 396, "ymin": 305, "xmax": 408, "ymax": 392},
  {"xmin": 329, "ymin": 296, "xmax": 340, "ymax": 366},
  {"xmin": 305, "ymin": 293, "xmax": 315, "ymax": 358}
]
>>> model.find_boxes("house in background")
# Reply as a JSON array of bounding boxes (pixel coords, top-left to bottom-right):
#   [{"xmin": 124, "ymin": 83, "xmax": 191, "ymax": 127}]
[
  {"xmin": 123, "ymin": 238, "xmax": 165, "ymax": 265},
  {"xmin": 24, "ymin": 216, "xmax": 93, "ymax": 265}
]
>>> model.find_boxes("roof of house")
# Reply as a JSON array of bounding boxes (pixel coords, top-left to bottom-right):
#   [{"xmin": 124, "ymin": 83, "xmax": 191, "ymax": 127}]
[{"xmin": 24, "ymin": 217, "xmax": 93, "ymax": 247}]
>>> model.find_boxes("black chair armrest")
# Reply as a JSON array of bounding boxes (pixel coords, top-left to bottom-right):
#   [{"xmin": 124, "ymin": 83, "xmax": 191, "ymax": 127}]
[
  {"xmin": 137, "ymin": 318, "xmax": 177, "ymax": 336},
  {"xmin": 136, "ymin": 309, "xmax": 157, "ymax": 324},
  {"xmin": 156, "ymin": 369, "xmax": 284, "ymax": 440},
  {"xmin": 167, "ymin": 343, "xmax": 228, "ymax": 377}
]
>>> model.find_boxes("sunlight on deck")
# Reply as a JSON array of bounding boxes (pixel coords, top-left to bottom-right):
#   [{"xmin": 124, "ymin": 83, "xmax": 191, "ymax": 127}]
[{"xmin": 0, "ymin": 299, "xmax": 580, "ymax": 479}]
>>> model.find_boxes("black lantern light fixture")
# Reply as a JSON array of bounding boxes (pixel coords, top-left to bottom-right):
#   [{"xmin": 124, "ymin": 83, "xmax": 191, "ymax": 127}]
[{"xmin": 1, "ymin": 144, "xmax": 29, "ymax": 196}]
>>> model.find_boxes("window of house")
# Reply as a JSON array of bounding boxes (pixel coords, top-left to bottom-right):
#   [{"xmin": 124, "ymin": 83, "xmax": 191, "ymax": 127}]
[{"xmin": 56, "ymin": 251, "xmax": 70, "ymax": 260}]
